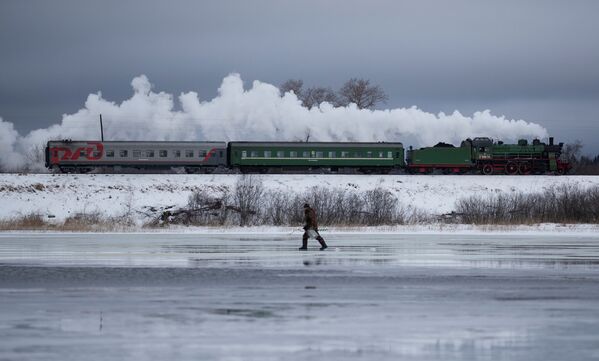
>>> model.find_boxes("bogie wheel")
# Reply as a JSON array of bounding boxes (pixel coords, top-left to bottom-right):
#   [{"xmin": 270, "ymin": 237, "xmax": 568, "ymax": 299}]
[
  {"xmin": 482, "ymin": 164, "xmax": 493, "ymax": 175},
  {"xmin": 518, "ymin": 162, "xmax": 532, "ymax": 175},
  {"xmin": 505, "ymin": 162, "xmax": 518, "ymax": 175}
]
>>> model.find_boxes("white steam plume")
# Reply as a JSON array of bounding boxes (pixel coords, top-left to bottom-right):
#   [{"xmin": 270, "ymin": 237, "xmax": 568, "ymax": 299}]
[{"xmin": 0, "ymin": 73, "xmax": 548, "ymax": 171}]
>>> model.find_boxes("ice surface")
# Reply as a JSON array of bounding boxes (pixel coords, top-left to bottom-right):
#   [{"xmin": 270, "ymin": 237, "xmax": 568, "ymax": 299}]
[{"xmin": 1, "ymin": 233, "xmax": 599, "ymax": 360}]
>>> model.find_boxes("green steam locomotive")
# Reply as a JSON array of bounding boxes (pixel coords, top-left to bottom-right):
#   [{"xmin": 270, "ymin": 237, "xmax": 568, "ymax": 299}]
[{"xmin": 406, "ymin": 137, "xmax": 570, "ymax": 175}]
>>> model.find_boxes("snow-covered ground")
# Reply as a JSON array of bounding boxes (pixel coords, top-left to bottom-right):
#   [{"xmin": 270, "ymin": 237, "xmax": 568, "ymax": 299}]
[{"xmin": 1, "ymin": 173, "xmax": 598, "ymax": 227}]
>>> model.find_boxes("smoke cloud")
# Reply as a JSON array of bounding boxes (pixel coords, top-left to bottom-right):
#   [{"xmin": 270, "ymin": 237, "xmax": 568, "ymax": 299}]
[{"xmin": 0, "ymin": 73, "xmax": 548, "ymax": 171}]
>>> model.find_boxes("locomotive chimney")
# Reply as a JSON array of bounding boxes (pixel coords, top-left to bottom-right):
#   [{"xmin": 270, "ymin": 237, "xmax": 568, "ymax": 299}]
[{"xmin": 549, "ymin": 137, "xmax": 554, "ymax": 145}]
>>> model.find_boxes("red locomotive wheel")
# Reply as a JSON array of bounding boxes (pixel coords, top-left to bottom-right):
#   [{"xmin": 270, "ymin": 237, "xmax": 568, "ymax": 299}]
[
  {"xmin": 505, "ymin": 162, "xmax": 518, "ymax": 175},
  {"xmin": 518, "ymin": 162, "xmax": 532, "ymax": 175},
  {"xmin": 482, "ymin": 164, "xmax": 493, "ymax": 175}
]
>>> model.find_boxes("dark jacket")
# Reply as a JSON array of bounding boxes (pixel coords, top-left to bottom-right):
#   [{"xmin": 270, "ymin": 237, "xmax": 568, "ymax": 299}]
[{"xmin": 304, "ymin": 207, "xmax": 318, "ymax": 230}]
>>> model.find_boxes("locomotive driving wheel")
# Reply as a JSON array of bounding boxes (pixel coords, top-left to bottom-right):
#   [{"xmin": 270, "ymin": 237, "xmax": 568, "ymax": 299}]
[
  {"xmin": 518, "ymin": 162, "xmax": 532, "ymax": 175},
  {"xmin": 482, "ymin": 164, "xmax": 493, "ymax": 175},
  {"xmin": 505, "ymin": 162, "xmax": 518, "ymax": 175}
]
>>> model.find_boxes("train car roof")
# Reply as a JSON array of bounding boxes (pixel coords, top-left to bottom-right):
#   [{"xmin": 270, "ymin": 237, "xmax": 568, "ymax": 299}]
[
  {"xmin": 47, "ymin": 140, "xmax": 226, "ymax": 145},
  {"xmin": 228, "ymin": 141, "xmax": 403, "ymax": 148}
]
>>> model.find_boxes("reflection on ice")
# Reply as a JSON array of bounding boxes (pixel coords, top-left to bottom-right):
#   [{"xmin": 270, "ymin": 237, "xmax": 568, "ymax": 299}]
[
  {"xmin": 1, "ymin": 232, "xmax": 599, "ymax": 360},
  {"xmin": 2, "ymin": 233, "xmax": 599, "ymax": 270}
]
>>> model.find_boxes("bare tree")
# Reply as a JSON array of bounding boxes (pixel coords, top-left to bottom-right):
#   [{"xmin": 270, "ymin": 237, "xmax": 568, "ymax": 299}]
[
  {"xmin": 337, "ymin": 78, "xmax": 388, "ymax": 109},
  {"xmin": 303, "ymin": 87, "xmax": 338, "ymax": 109},
  {"xmin": 24, "ymin": 143, "xmax": 47, "ymax": 173},
  {"xmin": 563, "ymin": 140, "xmax": 583, "ymax": 162},
  {"xmin": 234, "ymin": 175, "xmax": 264, "ymax": 226},
  {"xmin": 280, "ymin": 79, "xmax": 304, "ymax": 98},
  {"xmin": 455, "ymin": 185, "xmax": 599, "ymax": 224},
  {"xmin": 362, "ymin": 187, "xmax": 399, "ymax": 225},
  {"xmin": 280, "ymin": 80, "xmax": 338, "ymax": 109},
  {"xmin": 263, "ymin": 190, "xmax": 294, "ymax": 225},
  {"xmin": 304, "ymin": 128, "xmax": 311, "ymax": 142},
  {"xmin": 563, "ymin": 140, "xmax": 583, "ymax": 173}
]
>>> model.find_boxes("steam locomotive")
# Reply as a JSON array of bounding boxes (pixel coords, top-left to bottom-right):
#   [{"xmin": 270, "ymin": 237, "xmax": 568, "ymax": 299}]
[{"xmin": 45, "ymin": 137, "xmax": 570, "ymax": 175}]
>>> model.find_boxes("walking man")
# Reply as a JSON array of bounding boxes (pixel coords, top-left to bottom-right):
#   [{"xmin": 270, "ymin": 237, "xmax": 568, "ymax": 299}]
[{"xmin": 299, "ymin": 203, "xmax": 328, "ymax": 251}]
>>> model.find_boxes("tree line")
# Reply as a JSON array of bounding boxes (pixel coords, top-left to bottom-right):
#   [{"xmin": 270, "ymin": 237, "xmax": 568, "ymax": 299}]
[
  {"xmin": 279, "ymin": 78, "xmax": 388, "ymax": 109},
  {"xmin": 562, "ymin": 140, "xmax": 599, "ymax": 175}
]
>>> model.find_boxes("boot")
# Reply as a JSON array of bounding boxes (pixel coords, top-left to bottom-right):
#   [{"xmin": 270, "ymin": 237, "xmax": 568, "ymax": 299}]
[
  {"xmin": 299, "ymin": 237, "xmax": 308, "ymax": 251},
  {"xmin": 317, "ymin": 237, "xmax": 328, "ymax": 251}
]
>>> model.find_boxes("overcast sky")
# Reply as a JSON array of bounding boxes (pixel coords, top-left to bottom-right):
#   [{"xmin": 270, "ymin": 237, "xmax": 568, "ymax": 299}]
[{"xmin": 1, "ymin": 0, "xmax": 598, "ymax": 153}]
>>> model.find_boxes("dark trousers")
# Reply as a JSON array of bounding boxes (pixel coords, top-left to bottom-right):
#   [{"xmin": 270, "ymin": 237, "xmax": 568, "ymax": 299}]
[{"xmin": 301, "ymin": 228, "xmax": 327, "ymax": 248}]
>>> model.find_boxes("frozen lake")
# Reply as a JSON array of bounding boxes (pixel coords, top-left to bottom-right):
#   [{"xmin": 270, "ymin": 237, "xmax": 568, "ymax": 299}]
[{"xmin": 1, "ymin": 232, "xmax": 599, "ymax": 360}]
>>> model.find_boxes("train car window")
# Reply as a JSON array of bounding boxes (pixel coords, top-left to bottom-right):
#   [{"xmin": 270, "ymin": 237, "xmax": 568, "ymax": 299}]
[
  {"xmin": 159, "ymin": 150, "xmax": 168, "ymax": 157},
  {"xmin": 241, "ymin": 151, "xmax": 247, "ymax": 159},
  {"xmin": 92, "ymin": 151, "xmax": 101, "ymax": 158},
  {"xmin": 106, "ymin": 150, "xmax": 115, "ymax": 157},
  {"xmin": 396, "ymin": 152, "xmax": 400, "ymax": 158},
  {"xmin": 264, "ymin": 151, "xmax": 272, "ymax": 158},
  {"xmin": 119, "ymin": 150, "xmax": 128, "ymax": 157},
  {"xmin": 354, "ymin": 152, "xmax": 360, "ymax": 158},
  {"xmin": 341, "ymin": 151, "xmax": 349, "ymax": 158},
  {"xmin": 250, "ymin": 151, "xmax": 258, "ymax": 158},
  {"xmin": 290, "ymin": 151, "xmax": 297, "ymax": 158},
  {"xmin": 479, "ymin": 147, "xmax": 485, "ymax": 152},
  {"xmin": 145, "ymin": 150, "xmax": 155, "ymax": 157},
  {"xmin": 174, "ymin": 150, "xmax": 181, "ymax": 158},
  {"xmin": 366, "ymin": 151, "xmax": 372, "ymax": 158},
  {"xmin": 302, "ymin": 151, "xmax": 309, "ymax": 158},
  {"xmin": 378, "ymin": 152, "xmax": 383, "ymax": 158},
  {"xmin": 311, "ymin": 151, "xmax": 316, "ymax": 158},
  {"xmin": 316, "ymin": 151, "xmax": 323, "ymax": 158},
  {"xmin": 185, "ymin": 150, "xmax": 194, "ymax": 158},
  {"xmin": 387, "ymin": 151, "xmax": 392, "ymax": 158},
  {"xmin": 199, "ymin": 150, "xmax": 207, "ymax": 158},
  {"xmin": 277, "ymin": 151, "xmax": 284, "ymax": 158},
  {"xmin": 79, "ymin": 150, "xmax": 87, "ymax": 157},
  {"xmin": 328, "ymin": 151, "xmax": 335, "ymax": 158},
  {"xmin": 133, "ymin": 150, "xmax": 141, "ymax": 158}
]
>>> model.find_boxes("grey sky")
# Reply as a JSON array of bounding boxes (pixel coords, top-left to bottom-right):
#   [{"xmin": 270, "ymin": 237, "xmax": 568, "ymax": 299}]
[{"xmin": 1, "ymin": 0, "xmax": 598, "ymax": 153}]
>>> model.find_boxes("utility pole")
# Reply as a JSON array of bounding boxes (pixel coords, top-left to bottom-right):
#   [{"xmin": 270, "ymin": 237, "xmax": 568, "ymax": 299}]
[{"xmin": 99, "ymin": 114, "xmax": 104, "ymax": 141}]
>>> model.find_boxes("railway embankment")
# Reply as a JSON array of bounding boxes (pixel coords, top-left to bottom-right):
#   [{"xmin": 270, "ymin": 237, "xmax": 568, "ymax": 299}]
[{"xmin": 1, "ymin": 173, "xmax": 598, "ymax": 231}]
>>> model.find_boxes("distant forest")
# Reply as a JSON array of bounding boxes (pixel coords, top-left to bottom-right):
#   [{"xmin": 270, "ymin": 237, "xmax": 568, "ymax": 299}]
[{"xmin": 563, "ymin": 141, "xmax": 599, "ymax": 175}]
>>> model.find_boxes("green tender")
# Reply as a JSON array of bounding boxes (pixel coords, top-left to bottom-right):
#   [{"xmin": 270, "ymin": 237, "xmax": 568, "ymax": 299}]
[
  {"xmin": 229, "ymin": 142, "xmax": 405, "ymax": 168},
  {"xmin": 408, "ymin": 146, "xmax": 473, "ymax": 166}
]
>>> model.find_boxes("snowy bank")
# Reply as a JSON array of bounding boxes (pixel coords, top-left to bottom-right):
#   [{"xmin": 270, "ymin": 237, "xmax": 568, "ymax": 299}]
[{"xmin": 1, "ymin": 173, "xmax": 598, "ymax": 231}]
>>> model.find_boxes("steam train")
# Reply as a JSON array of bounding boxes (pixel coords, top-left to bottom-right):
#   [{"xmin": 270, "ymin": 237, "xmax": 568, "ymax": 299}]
[{"xmin": 45, "ymin": 137, "xmax": 571, "ymax": 175}]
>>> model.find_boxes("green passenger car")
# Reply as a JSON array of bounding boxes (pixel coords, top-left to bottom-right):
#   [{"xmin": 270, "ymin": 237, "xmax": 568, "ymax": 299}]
[{"xmin": 228, "ymin": 142, "xmax": 404, "ymax": 173}]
